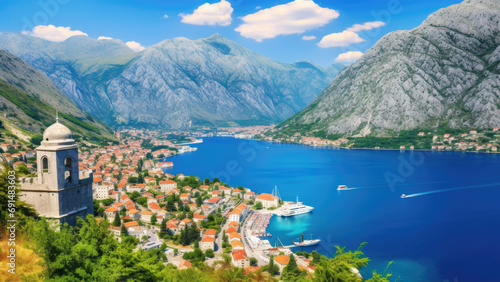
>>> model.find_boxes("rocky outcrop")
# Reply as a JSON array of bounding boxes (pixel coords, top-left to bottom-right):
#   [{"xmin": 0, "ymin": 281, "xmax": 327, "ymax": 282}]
[{"xmin": 280, "ymin": 0, "xmax": 500, "ymax": 136}]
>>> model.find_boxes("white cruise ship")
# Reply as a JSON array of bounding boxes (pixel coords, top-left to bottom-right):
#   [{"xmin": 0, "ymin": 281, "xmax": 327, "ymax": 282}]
[{"xmin": 277, "ymin": 196, "xmax": 314, "ymax": 217}]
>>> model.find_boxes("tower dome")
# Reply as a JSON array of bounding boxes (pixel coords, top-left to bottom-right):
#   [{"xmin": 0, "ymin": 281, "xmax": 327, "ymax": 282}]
[{"xmin": 40, "ymin": 118, "xmax": 76, "ymax": 147}]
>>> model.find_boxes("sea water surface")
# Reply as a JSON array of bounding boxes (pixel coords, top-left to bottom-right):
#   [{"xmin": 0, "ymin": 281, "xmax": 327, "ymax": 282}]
[{"xmin": 163, "ymin": 137, "xmax": 500, "ymax": 281}]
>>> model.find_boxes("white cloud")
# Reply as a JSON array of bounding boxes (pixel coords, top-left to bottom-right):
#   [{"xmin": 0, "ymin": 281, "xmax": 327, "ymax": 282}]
[
  {"xmin": 346, "ymin": 21, "xmax": 385, "ymax": 32},
  {"xmin": 180, "ymin": 0, "xmax": 233, "ymax": 26},
  {"xmin": 317, "ymin": 30, "xmax": 364, "ymax": 48},
  {"xmin": 163, "ymin": 14, "xmax": 169, "ymax": 19},
  {"xmin": 98, "ymin": 36, "xmax": 113, "ymax": 40},
  {"xmin": 302, "ymin": 35, "xmax": 316, "ymax": 40},
  {"xmin": 22, "ymin": 25, "xmax": 87, "ymax": 42},
  {"xmin": 255, "ymin": 6, "xmax": 262, "ymax": 10},
  {"xmin": 335, "ymin": 51, "xmax": 364, "ymax": 63},
  {"xmin": 126, "ymin": 41, "xmax": 146, "ymax": 52},
  {"xmin": 235, "ymin": 0, "xmax": 339, "ymax": 42}
]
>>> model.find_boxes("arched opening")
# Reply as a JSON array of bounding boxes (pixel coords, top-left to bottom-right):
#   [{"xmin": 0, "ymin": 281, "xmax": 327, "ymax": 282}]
[
  {"xmin": 42, "ymin": 157, "xmax": 49, "ymax": 173},
  {"xmin": 64, "ymin": 156, "xmax": 72, "ymax": 183},
  {"xmin": 65, "ymin": 156, "xmax": 72, "ymax": 167}
]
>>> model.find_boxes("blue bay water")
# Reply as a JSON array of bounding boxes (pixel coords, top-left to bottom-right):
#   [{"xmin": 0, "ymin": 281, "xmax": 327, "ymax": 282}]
[{"xmin": 163, "ymin": 137, "xmax": 500, "ymax": 281}]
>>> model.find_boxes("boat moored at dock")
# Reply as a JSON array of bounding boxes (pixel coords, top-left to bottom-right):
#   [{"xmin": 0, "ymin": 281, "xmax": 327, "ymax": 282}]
[{"xmin": 276, "ymin": 196, "xmax": 314, "ymax": 217}]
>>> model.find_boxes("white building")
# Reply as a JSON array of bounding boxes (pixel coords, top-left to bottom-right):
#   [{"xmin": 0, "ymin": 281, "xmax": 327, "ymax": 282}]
[
  {"xmin": 200, "ymin": 236, "xmax": 215, "ymax": 251},
  {"xmin": 255, "ymin": 193, "xmax": 279, "ymax": 208},
  {"xmin": 159, "ymin": 180, "xmax": 177, "ymax": 193},
  {"xmin": 93, "ymin": 181, "xmax": 114, "ymax": 200}
]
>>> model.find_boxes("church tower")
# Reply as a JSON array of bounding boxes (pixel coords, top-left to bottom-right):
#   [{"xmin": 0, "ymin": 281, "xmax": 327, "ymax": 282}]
[
  {"xmin": 19, "ymin": 117, "xmax": 94, "ymax": 226},
  {"xmin": 37, "ymin": 116, "xmax": 79, "ymax": 188}
]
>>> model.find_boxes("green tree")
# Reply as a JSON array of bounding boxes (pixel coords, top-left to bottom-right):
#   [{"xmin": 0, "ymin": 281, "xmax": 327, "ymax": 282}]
[
  {"xmin": 16, "ymin": 163, "xmax": 30, "ymax": 175},
  {"xmin": 0, "ymin": 163, "xmax": 36, "ymax": 231},
  {"xmin": 137, "ymin": 158, "xmax": 144, "ymax": 172},
  {"xmin": 250, "ymin": 257, "xmax": 258, "ymax": 266},
  {"xmin": 30, "ymin": 134, "xmax": 43, "ymax": 146},
  {"xmin": 263, "ymin": 255, "xmax": 279, "ymax": 275},
  {"xmin": 159, "ymin": 219, "xmax": 170, "ymax": 238},
  {"xmin": 128, "ymin": 176, "xmax": 139, "ymax": 184},
  {"xmin": 254, "ymin": 201, "xmax": 263, "ymax": 210},
  {"xmin": 196, "ymin": 194, "xmax": 203, "ymax": 207},
  {"xmin": 281, "ymin": 254, "xmax": 302, "ymax": 281},
  {"xmin": 121, "ymin": 224, "xmax": 129, "ymax": 237},
  {"xmin": 112, "ymin": 212, "xmax": 121, "ymax": 227},
  {"xmin": 205, "ymin": 249, "xmax": 214, "ymax": 258},
  {"xmin": 182, "ymin": 248, "xmax": 205, "ymax": 263},
  {"xmin": 151, "ymin": 213, "xmax": 157, "ymax": 225},
  {"xmin": 130, "ymin": 190, "xmax": 141, "ymax": 200},
  {"xmin": 136, "ymin": 196, "xmax": 148, "ymax": 207}
]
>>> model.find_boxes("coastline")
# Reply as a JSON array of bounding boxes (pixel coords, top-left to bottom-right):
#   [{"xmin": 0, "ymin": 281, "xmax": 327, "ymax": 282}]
[{"xmin": 253, "ymin": 138, "xmax": 500, "ymax": 154}]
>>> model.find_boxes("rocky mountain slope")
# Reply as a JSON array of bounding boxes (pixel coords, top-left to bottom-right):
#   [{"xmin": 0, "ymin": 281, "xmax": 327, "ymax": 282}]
[
  {"xmin": 279, "ymin": 0, "xmax": 500, "ymax": 136},
  {"xmin": 0, "ymin": 33, "xmax": 342, "ymax": 129},
  {"xmin": 0, "ymin": 49, "xmax": 117, "ymax": 144}
]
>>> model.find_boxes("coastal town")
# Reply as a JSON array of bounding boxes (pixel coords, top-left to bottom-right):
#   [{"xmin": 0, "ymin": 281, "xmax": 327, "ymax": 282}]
[
  {"xmin": 6, "ymin": 124, "xmax": 321, "ymax": 279},
  {"xmin": 4, "ymin": 120, "xmax": 496, "ymax": 279}
]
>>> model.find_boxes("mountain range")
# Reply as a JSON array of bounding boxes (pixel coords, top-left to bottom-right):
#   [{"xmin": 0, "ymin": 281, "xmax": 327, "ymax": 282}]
[
  {"xmin": 279, "ymin": 0, "xmax": 500, "ymax": 136},
  {"xmin": 0, "ymin": 33, "xmax": 343, "ymax": 129},
  {"xmin": 0, "ymin": 49, "xmax": 117, "ymax": 144}
]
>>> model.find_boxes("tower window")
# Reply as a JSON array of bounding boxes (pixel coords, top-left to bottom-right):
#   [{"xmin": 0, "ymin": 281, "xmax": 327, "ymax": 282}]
[
  {"xmin": 64, "ymin": 156, "xmax": 72, "ymax": 183},
  {"xmin": 42, "ymin": 157, "xmax": 49, "ymax": 173},
  {"xmin": 65, "ymin": 156, "xmax": 72, "ymax": 167}
]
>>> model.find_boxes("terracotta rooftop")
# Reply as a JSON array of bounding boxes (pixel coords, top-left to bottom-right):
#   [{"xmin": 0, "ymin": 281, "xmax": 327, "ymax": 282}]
[
  {"xmin": 123, "ymin": 221, "xmax": 139, "ymax": 228},
  {"xmin": 274, "ymin": 255, "xmax": 291, "ymax": 265},
  {"xmin": 256, "ymin": 193, "xmax": 279, "ymax": 201}
]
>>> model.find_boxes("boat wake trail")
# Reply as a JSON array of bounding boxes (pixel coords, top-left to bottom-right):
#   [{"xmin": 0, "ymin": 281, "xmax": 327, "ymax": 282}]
[
  {"xmin": 403, "ymin": 182, "xmax": 500, "ymax": 198},
  {"xmin": 346, "ymin": 181, "xmax": 451, "ymax": 191}
]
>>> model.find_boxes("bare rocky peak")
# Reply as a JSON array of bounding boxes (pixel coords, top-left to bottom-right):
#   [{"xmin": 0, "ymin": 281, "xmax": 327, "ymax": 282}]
[{"xmin": 279, "ymin": 0, "xmax": 500, "ymax": 136}]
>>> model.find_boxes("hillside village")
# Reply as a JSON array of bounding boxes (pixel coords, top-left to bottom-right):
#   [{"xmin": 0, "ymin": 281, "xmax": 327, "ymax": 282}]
[
  {"xmin": 5, "ymin": 127, "xmax": 319, "ymax": 278},
  {"xmin": 257, "ymin": 127, "xmax": 500, "ymax": 152}
]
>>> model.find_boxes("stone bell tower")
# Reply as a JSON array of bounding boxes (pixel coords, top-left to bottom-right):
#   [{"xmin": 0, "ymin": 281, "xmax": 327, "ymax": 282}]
[{"xmin": 19, "ymin": 116, "xmax": 94, "ymax": 226}]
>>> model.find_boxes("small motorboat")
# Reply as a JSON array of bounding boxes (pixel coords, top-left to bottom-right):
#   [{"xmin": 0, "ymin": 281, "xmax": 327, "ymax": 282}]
[
  {"xmin": 337, "ymin": 185, "xmax": 348, "ymax": 190},
  {"xmin": 401, "ymin": 194, "xmax": 406, "ymax": 198}
]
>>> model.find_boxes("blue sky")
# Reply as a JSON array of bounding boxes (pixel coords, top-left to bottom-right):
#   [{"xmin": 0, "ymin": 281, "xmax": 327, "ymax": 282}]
[{"xmin": 0, "ymin": 0, "xmax": 462, "ymax": 67}]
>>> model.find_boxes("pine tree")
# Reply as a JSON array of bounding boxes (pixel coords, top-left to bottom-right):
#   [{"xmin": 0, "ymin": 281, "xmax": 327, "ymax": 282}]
[
  {"xmin": 151, "ymin": 213, "xmax": 157, "ymax": 225},
  {"xmin": 196, "ymin": 195, "xmax": 203, "ymax": 207},
  {"xmin": 160, "ymin": 220, "xmax": 167, "ymax": 238},
  {"xmin": 112, "ymin": 212, "xmax": 121, "ymax": 227},
  {"xmin": 120, "ymin": 224, "xmax": 128, "ymax": 237},
  {"xmin": 282, "ymin": 254, "xmax": 301, "ymax": 280}
]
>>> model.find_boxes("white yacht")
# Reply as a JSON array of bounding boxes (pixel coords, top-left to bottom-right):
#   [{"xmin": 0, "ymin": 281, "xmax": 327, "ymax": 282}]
[
  {"xmin": 278, "ymin": 196, "xmax": 314, "ymax": 217},
  {"xmin": 337, "ymin": 185, "xmax": 348, "ymax": 190},
  {"xmin": 292, "ymin": 233, "xmax": 321, "ymax": 247}
]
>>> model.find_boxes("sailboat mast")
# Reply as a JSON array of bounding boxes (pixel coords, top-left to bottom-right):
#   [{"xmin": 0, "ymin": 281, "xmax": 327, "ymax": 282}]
[{"xmin": 273, "ymin": 185, "xmax": 282, "ymax": 201}]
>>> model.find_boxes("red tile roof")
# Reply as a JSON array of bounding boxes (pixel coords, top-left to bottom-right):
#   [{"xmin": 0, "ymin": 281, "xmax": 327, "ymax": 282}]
[
  {"xmin": 232, "ymin": 250, "xmax": 248, "ymax": 261},
  {"xmin": 123, "ymin": 221, "xmax": 139, "ymax": 228},
  {"xmin": 274, "ymin": 255, "xmax": 290, "ymax": 265}
]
